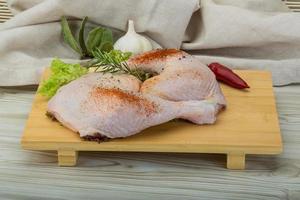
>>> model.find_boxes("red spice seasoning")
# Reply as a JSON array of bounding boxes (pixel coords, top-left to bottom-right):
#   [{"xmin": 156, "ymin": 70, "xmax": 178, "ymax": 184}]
[
  {"xmin": 129, "ymin": 49, "xmax": 182, "ymax": 64},
  {"xmin": 90, "ymin": 87, "xmax": 158, "ymax": 116}
]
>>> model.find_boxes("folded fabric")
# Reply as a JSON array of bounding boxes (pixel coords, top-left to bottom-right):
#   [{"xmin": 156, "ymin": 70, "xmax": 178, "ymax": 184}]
[
  {"xmin": 0, "ymin": 0, "xmax": 199, "ymax": 85},
  {"xmin": 0, "ymin": 0, "xmax": 300, "ymax": 86},
  {"xmin": 182, "ymin": 0, "xmax": 300, "ymax": 86}
]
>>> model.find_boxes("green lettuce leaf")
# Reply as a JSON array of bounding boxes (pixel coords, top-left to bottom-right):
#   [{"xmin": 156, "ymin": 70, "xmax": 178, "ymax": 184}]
[
  {"xmin": 106, "ymin": 49, "xmax": 132, "ymax": 62},
  {"xmin": 39, "ymin": 59, "xmax": 88, "ymax": 98}
]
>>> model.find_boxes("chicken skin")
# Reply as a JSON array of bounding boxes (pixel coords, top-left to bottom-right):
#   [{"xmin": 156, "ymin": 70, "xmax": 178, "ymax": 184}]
[
  {"xmin": 128, "ymin": 49, "xmax": 226, "ymax": 109},
  {"xmin": 47, "ymin": 73, "xmax": 218, "ymax": 139},
  {"xmin": 47, "ymin": 49, "xmax": 226, "ymax": 140}
]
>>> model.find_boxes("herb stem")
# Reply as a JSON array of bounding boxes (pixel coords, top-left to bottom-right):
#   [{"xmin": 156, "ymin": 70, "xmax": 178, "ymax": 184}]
[{"xmin": 87, "ymin": 49, "xmax": 153, "ymax": 81}]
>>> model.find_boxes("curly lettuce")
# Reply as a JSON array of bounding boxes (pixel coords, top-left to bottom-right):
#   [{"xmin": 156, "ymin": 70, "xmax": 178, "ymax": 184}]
[
  {"xmin": 38, "ymin": 58, "xmax": 88, "ymax": 98},
  {"xmin": 107, "ymin": 50, "xmax": 132, "ymax": 62}
]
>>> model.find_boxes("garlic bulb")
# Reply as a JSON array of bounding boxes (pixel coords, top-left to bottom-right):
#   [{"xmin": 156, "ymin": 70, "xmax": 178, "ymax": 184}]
[{"xmin": 114, "ymin": 20, "xmax": 153, "ymax": 55}]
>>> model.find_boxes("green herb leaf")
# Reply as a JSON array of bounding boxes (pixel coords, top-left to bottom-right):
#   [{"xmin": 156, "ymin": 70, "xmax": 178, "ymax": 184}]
[
  {"xmin": 61, "ymin": 16, "xmax": 82, "ymax": 55},
  {"xmin": 61, "ymin": 16, "xmax": 116, "ymax": 59},
  {"xmin": 79, "ymin": 16, "xmax": 88, "ymax": 57},
  {"xmin": 98, "ymin": 41, "xmax": 113, "ymax": 52},
  {"xmin": 39, "ymin": 58, "xmax": 88, "ymax": 98},
  {"xmin": 87, "ymin": 27, "xmax": 104, "ymax": 55},
  {"xmin": 98, "ymin": 28, "xmax": 113, "ymax": 52},
  {"xmin": 101, "ymin": 29, "xmax": 113, "ymax": 45}
]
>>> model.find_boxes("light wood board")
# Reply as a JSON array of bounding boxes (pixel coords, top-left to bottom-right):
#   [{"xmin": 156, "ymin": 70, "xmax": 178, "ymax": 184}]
[
  {"xmin": 2, "ymin": 84, "xmax": 299, "ymax": 199},
  {"xmin": 21, "ymin": 70, "xmax": 282, "ymax": 169}
]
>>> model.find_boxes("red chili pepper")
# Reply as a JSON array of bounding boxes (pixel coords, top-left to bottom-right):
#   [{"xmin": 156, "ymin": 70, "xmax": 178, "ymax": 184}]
[{"xmin": 208, "ymin": 63, "xmax": 250, "ymax": 89}]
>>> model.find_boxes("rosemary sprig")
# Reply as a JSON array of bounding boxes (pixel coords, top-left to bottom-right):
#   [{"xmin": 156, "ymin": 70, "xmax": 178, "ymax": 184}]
[{"xmin": 87, "ymin": 49, "xmax": 153, "ymax": 81}]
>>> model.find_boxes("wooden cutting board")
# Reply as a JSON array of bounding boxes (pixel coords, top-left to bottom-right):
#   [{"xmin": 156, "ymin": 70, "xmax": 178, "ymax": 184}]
[{"xmin": 21, "ymin": 70, "xmax": 282, "ymax": 169}]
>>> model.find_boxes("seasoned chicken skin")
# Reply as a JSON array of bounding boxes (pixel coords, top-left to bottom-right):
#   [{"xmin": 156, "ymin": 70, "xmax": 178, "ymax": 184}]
[
  {"xmin": 128, "ymin": 49, "xmax": 226, "ymax": 109},
  {"xmin": 47, "ymin": 49, "xmax": 226, "ymax": 139},
  {"xmin": 47, "ymin": 73, "xmax": 218, "ymax": 138}
]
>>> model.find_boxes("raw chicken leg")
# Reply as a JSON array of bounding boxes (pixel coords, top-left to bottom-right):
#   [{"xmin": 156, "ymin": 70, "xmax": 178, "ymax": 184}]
[
  {"xmin": 128, "ymin": 49, "xmax": 226, "ymax": 110},
  {"xmin": 47, "ymin": 49, "xmax": 226, "ymax": 140},
  {"xmin": 47, "ymin": 73, "xmax": 218, "ymax": 139}
]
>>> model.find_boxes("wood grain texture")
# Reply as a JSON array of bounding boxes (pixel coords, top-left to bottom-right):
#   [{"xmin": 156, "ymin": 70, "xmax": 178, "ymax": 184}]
[
  {"xmin": 0, "ymin": 0, "xmax": 12, "ymax": 23},
  {"xmin": 21, "ymin": 70, "xmax": 282, "ymax": 169},
  {"xmin": 0, "ymin": 1, "xmax": 300, "ymax": 199},
  {"xmin": 0, "ymin": 83, "xmax": 299, "ymax": 199}
]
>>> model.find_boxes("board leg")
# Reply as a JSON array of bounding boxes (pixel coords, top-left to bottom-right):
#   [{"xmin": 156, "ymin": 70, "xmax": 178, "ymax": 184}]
[
  {"xmin": 57, "ymin": 149, "xmax": 78, "ymax": 166},
  {"xmin": 227, "ymin": 153, "xmax": 245, "ymax": 169}
]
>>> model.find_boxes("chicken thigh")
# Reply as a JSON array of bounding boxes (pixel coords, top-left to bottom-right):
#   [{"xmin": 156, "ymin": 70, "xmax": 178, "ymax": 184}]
[
  {"xmin": 128, "ymin": 49, "xmax": 226, "ymax": 109},
  {"xmin": 47, "ymin": 49, "xmax": 226, "ymax": 140},
  {"xmin": 47, "ymin": 72, "xmax": 218, "ymax": 139}
]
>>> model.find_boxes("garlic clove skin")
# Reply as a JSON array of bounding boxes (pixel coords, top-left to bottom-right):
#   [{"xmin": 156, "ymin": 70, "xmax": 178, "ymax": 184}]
[{"xmin": 114, "ymin": 20, "xmax": 153, "ymax": 55}]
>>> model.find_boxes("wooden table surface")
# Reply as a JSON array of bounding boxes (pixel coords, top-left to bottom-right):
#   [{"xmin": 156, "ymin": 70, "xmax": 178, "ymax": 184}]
[
  {"xmin": 1, "ymin": 1, "xmax": 300, "ymax": 199},
  {"xmin": 0, "ymin": 85, "xmax": 299, "ymax": 200}
]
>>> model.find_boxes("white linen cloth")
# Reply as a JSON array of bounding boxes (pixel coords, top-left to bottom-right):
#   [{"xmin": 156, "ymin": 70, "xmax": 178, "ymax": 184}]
[{"xmin": 0, "ymin": 0, "xmax": 299, "ymax": 86}]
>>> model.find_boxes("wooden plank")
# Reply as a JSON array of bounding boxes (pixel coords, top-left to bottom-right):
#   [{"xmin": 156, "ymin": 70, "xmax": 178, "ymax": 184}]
[
  {"xmin": 0, "ymin": 83, "xmax": 299, "ymax": 199},
  {"xmin": 227, "ymin": 153, "xmax": 245, "ymax": 169},
  {"xmin": 57, "ymin": 149, "xmax": 78, "ymax": 166},
  {"xmin": 0, "ymin": 0, "xmax": 12, "ymax": 22},
  {"xmin": 0, "ymin": 12, "xmax": 12, "ymax": 16},
  {"xmin": 21, "ymin": 70, "xmax": 282, "ymax": 169}
]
